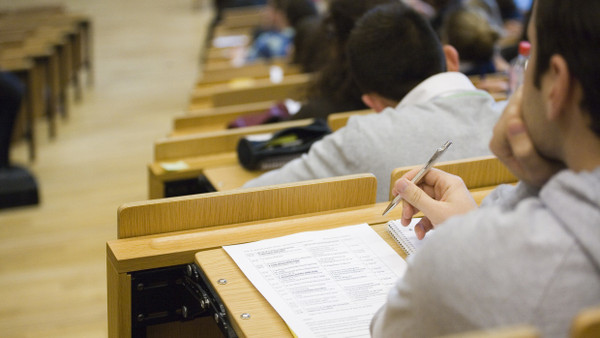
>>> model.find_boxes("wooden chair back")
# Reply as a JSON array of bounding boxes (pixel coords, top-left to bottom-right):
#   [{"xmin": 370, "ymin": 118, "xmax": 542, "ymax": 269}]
[
  {"xmin": 327, "ymin": 109, "xmax": 373, "ymax": 131},
  {"xmin": 198, "ymin": 61, "xmax": 301, "ymax": 87},
  {"xmin": 218, "ymin": 5, "xmax": 264, "ymax": 30},
  {"xmin": 173, "ymin": 101, "xmax": 275, "ymax": 135},
  {"xmin": 189, "ymin": 73, "xmax": 310, "ymax": 109},
  {"xmin": 174, "ymin": 104, "xmax": 370, "ymax": 136},
  {"xmin": 571, "ymin": 306, "xmax": 600, "ymax": 338},
  {"xmin": 389, "ymin": 155, "xmax": 518, "ymax": 200},
  {"xmin": 155, "ymin": 118, "xmax": 314, "ymax": 162},
  {"xmin": 118, "ymin": 173, "xmax": 377, "ymax": 238},
  {"xmin": 438, "ymin": 326, "xmax": 539, "ymax": 338}
]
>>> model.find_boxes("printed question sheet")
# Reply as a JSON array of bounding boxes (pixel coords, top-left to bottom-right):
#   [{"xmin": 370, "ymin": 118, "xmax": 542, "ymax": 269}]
[{"xmin": 223, "ymin": 224, "xmax": 407, "ymax": 338}]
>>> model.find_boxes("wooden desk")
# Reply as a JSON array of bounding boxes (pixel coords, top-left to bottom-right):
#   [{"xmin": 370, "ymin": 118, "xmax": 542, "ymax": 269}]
[
  {"xmin": 189, "ymin": 73, "xmax": 310, "ymax": 110},
  {"xmin": 327, "ymin": 109, "xmax": 373, "ymax": 132},
  {"xmin": 197, "ymin": 62, "xmax": 300, "ymax": 88},
  {"xmin": 109, "ymin": 165, "xmax": 501, "ymax": 337},
  {"xmin": 190, "ymin": 183, "xmax": 501, "ymax": 337},
  {"xmin": 108, "ymin": 202, "xmax": 404, "ymax": 337},
  {"xmin": 108, "ymin": 174, "xmax": 382, "ymax": 337},
  {"xmin": 149, "ymin": 119, "xmax": 314, "ymax": 198},
  {"xmin": 173, "ymin": 101, "xmax": 275, "ymax": 136},
  {"xmin": 203, "ymin": 164, "xmax": 263, "ymax": 191},
  {"xmin": 193, "ymin": 221, "xmax": 405, "ymax": 337}
]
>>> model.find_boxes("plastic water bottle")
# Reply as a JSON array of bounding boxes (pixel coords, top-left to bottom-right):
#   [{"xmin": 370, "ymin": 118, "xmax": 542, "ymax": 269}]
[{"xmin": 508, "ymin": 41, "xmax": 531, "ymax": 96}]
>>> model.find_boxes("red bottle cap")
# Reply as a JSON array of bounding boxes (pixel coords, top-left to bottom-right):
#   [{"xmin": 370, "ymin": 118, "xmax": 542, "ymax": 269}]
[{"xmin": 519, "ymin": 41, "xmax": 531, "ymax": 57}]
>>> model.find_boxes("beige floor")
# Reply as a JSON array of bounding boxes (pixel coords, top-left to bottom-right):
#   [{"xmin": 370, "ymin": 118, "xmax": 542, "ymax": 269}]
[{"xmin": 0, "ymin": 0, "xmax": 212, "ymax": 336}]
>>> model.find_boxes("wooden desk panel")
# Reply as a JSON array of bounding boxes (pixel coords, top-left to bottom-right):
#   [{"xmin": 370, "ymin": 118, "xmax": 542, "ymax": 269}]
[
  {"xmin": 203, "ymin": 164, "xmax": 263, "ymax": 191},
  {"xmin": 194, "ymin": 222, "xmax": 406, "ymax": 337},
  {"xmin": 107, "ymin": 203, "xmax": 401, "ymax": 337}
]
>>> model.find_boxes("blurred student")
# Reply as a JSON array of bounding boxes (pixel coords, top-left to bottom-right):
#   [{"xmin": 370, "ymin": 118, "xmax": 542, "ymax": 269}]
[
  {"xmin": 376, "ymin": 0, "xmax": 600, "ymax": 336},
  {"xmin": 245, "ymin": 0, "xmax": 318, "ymax": 62},
  {"xmin": 243, "ymin": 3, "xmax": 503, "ymax": 202},
  {"xmin": 440, "ymin": 5, "xmax": 506, "ymax": 76},
  {"xmin": 289, "ymin": 0, "xmax": 396, "ymax": 121}
]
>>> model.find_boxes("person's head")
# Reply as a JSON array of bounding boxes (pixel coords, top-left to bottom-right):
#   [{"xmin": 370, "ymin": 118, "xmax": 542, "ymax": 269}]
[
  {"xmin": 324, "ymin": 0, "xmax": 397, "ymax": 52},
  {"xmin": 292, "ymin": 15, "xmax": 329, "ymax": 72},
  {"xmin": 347, "ymin": 3, "xmax": 455, "ymax": 111},
  {"xmin": 440, "ymin": 6, "xmax": 501, "ymax": 70},
  {"xmin": 306, "ymin": 0, "xmax": 397, "ymax": 108},
  {"xmin": 267, "ymin": 0, "xmax": 318, "ymax": 30},
  {"xmin": 522, "ymin": 0, "xmax": 600, "ymax": 170}
]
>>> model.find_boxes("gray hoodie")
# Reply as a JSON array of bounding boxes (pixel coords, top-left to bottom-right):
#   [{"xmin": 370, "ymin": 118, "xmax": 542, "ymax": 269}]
[
  {"xmin": 371, "ymin": 167, "xmax": 600, "ymax": 337},
  {"xmin": 244, "ymin": 72, "xmax": 503, "ymax": 202}
]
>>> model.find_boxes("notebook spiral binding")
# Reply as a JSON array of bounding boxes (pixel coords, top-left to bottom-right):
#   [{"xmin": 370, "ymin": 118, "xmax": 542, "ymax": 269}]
[{"xmin": 386, "ymin": 220, "xmax": 418, "ymax": 256}]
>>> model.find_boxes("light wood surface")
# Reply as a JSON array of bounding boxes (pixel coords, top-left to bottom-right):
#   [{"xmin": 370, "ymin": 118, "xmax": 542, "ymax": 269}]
[
  {"xmin": 189, "ymin": 72, "xmax": 311, "ymax": 109},
  {"xmin": 109, "ymin": 174, "xmax": 381, "ymax": 337},
  {"xmin": 327, "ymin": 109, "xmax": 373, "ymax": 131},
  {"xmin": 571, "ymin": 306, "xmax": 600, "ymax": 338},
  {"xmin": 120, "ymin": 173, "xmax": 377, "ymax": 238},
  {"xmin": 193, "ymin": 220, "xmax": 406, "ymax": 338},
  {"xmin": 149, "ymin": 118, "xmax": 315, "ymax": 198},
  {"xmin": 197, "ymin": 61, "xmax": 300, "ymax": 87},
  {"xmin": 0, "ymin": 1, "xmax": 214, "ymax": 336},
  {"xmin": 439, "ymin": 326, "xmax": 540, "ymax": 338},
  {"xmin": 203, "ymin": 164, "xmax": 264, "ymax": 191},
  {"xmin": 172, "ymin": 101, "xmax": 275, "ymax": 135},
  {"xmin": 389, "ymin": 155, "xmax": 518, "ymax": 200},
  {"xmin": 108, "ymin": 202, "xmax": 402, "ymax": 337},
  {"xmin": 155, "ymin": 118, "xmax": 315, "ymax": 161}
]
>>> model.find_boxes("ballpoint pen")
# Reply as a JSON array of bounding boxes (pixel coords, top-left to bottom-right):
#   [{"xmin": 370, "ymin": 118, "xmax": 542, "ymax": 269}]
[{"xmin": 382, "ymin": 140, "xmax": 453, "ymax": 216}]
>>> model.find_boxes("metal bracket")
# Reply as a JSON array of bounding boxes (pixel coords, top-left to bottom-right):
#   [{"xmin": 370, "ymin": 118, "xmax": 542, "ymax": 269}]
[{"xmin": 130, "ymin": 264, "xmax": 237, "ymax": 338}]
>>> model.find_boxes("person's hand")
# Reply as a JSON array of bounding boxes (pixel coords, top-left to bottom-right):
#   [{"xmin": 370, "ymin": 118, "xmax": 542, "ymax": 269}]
[
  {"xmin": 391, "ymin": 168, "xmax": 477, "ymax": 239},
  {"xmin": 489, "ymin": 87, "xmax": 565, "ymax": 187}
]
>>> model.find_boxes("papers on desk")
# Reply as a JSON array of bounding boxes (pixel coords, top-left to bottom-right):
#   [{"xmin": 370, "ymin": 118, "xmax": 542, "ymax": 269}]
[{"xmin": 223, "ymin": 223, "xmax": 407, "ymax": 338}]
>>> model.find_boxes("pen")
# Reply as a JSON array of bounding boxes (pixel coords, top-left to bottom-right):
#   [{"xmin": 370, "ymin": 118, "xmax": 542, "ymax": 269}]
[{"xmin": 382, "ymin": 140, "xmax": 453, "ymax": 216}]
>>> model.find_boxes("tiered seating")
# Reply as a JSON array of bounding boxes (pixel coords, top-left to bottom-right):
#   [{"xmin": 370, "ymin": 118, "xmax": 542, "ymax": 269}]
[{"xmin": 0, "ymin": 5, "xmax": 93, "ymax": 161}]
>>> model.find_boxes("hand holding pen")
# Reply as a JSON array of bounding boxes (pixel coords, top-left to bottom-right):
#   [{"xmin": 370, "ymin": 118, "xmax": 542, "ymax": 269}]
[
  {"xmin": 386, "ymin": 141, "xmax": 479, "ymax": 239},
  {"xmin": 383, "ymin": 140, "xmax": 453, "ymax": 216}
]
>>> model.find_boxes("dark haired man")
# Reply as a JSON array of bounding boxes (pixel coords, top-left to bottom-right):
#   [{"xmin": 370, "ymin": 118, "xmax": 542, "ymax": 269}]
[
  {"xmin": 380, "ymin": 0, "xmax": 600, "ymax": 336},
  {"xmin": 244, "ymin": 3, "xmax": 503, "ymax": 202}
]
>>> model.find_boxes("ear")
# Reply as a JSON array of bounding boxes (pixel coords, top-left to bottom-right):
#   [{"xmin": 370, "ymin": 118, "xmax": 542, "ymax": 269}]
[
  {"xmin": 546, "ymin": 55, "xmax": 572, "ymax": 121},
  {"xmin": 443, "ymin": 45, "xmax": 460, "ymax": 72},
  {"xmin": 361, "ymin": 93, "xmax": 389, "ymax": 113}
]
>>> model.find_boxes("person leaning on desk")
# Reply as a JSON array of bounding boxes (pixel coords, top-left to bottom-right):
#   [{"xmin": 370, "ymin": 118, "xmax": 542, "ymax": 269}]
[
  {"xmin": 243, "ymin": 2, "xmax": 504, "ymax": 202},
  {"xmin": 373, "ymin": 0, "xmax": 600, "ymax": 336}
]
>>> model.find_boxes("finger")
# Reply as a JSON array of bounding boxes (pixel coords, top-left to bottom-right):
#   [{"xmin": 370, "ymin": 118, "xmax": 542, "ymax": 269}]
[
  {"xmin": 401, "ymin": 199, "xmax": 419, "ymax": 226},
  {"xmin": 490, "ymin": 87, "xmax": 523, "ymax": 159},
  {"xmin": 396, "ymin": 177, "xmax": 438, "ymax": 220},
  {"xmin": 415, "ymin": 218, "xmax": 434, "ymax": 240}
]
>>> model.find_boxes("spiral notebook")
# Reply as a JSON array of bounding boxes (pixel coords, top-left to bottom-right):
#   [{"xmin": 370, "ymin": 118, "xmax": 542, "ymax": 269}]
[{"xmin": 386, "ymin": 218, "xmax": 431, "ymax": 256}]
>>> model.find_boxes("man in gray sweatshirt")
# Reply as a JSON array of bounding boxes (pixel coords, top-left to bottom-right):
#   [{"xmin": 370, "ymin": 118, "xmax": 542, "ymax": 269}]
[
  {"xmin": 376, "ymin": 0, "xmax": 600, "ymax": 336},
  {"xmin": 243, "ymin": 3, "xmax": 503, "ymax": 202}
]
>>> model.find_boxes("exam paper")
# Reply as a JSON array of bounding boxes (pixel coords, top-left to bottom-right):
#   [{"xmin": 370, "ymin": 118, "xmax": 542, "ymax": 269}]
[{"xmin": 223, "ymin": 224, "xmax": 407, "ymax": 338}]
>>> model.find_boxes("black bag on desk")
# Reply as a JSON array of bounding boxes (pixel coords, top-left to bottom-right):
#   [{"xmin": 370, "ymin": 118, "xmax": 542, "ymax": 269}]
[{"xmin": 237, "ymin": 119, "xmax": 331, "ymax": 171}]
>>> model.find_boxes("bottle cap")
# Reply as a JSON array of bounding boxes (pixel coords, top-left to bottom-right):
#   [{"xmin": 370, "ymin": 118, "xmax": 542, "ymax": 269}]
[{"xmin": 519, "ymin": 41, "xmax": 531, "ymax": 57}]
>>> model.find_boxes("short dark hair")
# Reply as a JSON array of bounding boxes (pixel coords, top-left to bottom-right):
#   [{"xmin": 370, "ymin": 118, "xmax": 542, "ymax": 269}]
[
  {"xmin": 272, "ymin": 0, "xmax": 318, "ymax": 28},
  {"xmin": 347, "ymin": 3, "xmax": 446, "ymax": 102},
  {"xmin": 534, "ymin": 0, "xmax": 600, "ymax": 136}
]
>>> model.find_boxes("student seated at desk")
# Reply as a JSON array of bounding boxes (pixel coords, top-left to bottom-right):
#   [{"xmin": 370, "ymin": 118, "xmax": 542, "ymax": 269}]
[
  {"xmin": 374, "ymin": 1, "xmax": 600, "ymax": 336},
  {"xmin": 228, "ymin": 0, "xmax": 395, "ymax": 127},
  {"xmin": 440, "ymin": 4, "xmax": 508, "ymax": 77},
  {"xmin": 243, "ymin": 3, "xmax": 504, "ymax": 202},
  {"xmin": 244, "ymin": 0, "xmax": 318, "ymax": 62},
  {"xmin": 288, "ymin": 0, "xmax": 397, "ymax": 121}
]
